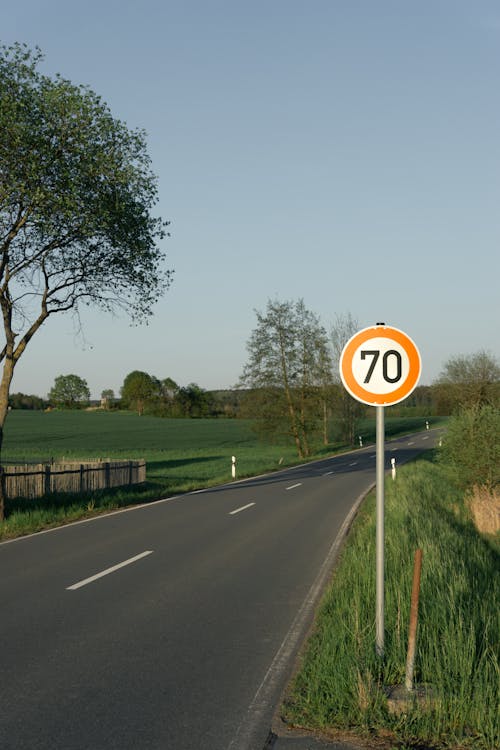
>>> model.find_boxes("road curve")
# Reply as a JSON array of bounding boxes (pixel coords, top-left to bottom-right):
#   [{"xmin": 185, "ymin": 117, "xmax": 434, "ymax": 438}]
[{"xmin": 0, "ymin": 429, "xmax": 440, "ymax": 750}]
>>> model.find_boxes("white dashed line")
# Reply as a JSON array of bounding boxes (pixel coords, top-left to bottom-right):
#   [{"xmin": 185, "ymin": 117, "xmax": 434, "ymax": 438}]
[
  {"xmin": 229, "ymin": 503, "xmax": 256, "ymax": 516},
  {"xmin": 67, "ymin": 550, "xmax": 153, "ymax": 591},
  {"xmin": 286, "ymin": 483, "xmax": 302, "ymax": 490}
]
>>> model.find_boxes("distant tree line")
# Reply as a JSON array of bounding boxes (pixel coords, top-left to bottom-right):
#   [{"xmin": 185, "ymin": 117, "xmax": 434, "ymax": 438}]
[
  {"xmin": 8, "ymin": 301, "xmax": 500, "ymax": 459},
  {"xmin": 9, "ymin": 393, "xmax": 48, "ymax": 410},
  {"xmin": 119, "ymin": 371, "xmax": 219, "ymax": 418},
  {"xmin": 8, "ymin": 374, "xmax": 246, "ymax": 417},
  {"xmin": 9, "ymin": 354, "xmax": 500, "ymax": 428}
]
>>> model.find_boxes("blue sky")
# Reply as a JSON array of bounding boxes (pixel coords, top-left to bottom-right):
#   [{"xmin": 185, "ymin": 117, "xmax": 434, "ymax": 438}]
[{"xmin": 3, "ymin": 1, "xmax": 500, "ymax": 399}]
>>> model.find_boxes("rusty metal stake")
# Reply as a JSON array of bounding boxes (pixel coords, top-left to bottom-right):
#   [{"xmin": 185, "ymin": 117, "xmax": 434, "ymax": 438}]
[{"xmin": 405, "ymin": 548, "xmax": 423, "ymax": 691}]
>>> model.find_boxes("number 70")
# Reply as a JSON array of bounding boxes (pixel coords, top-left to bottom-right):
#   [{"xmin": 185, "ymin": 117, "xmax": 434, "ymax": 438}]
[{"xmin": 361, "ymin": 350, "xmax": 402, "ymax": 384}]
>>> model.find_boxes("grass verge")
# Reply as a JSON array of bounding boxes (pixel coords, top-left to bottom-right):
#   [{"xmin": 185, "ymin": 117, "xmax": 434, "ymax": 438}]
[{"xmin": 282, "ymin": 456, "xmax": 499, "ymax": 749}]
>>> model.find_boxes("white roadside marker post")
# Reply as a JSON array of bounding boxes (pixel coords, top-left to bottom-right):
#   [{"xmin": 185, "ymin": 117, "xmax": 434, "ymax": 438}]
[{"xmin": 231, "ymin": 455, "xmax": 236, "ymax": 480}]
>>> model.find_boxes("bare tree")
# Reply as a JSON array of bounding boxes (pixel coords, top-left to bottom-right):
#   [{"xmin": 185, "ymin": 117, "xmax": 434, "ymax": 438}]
[{"xmin": 330, "ymin": 312, "xmax": 362, "ymax": 444}]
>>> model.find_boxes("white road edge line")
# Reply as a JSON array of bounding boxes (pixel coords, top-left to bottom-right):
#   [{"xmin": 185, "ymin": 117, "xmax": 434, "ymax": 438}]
[
  {"xmin": 66, "ymin": 550, "xmax": 153, "ymax": 591},
  {"xmin": 286, "ymin": 483, "xmax": 302, "ymax": 490},
  {"xmin": 226, "ymin": 487, "xmax": 371, "ymax": 750},
  {"xmin": 229, "ymin": 502, "xmax": 256, "ymax": 516}
]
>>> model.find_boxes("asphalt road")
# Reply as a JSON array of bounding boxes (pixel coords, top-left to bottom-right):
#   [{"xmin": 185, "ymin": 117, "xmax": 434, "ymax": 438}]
[{"xmin": 0, "ymin": 429, "xmax": 440, "ymax": 750}]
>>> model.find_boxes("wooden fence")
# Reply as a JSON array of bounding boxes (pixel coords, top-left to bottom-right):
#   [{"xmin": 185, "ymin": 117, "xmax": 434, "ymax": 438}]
[{"xmin": 1, "ymin": 460, "xmax": 146, "ymax": 500}]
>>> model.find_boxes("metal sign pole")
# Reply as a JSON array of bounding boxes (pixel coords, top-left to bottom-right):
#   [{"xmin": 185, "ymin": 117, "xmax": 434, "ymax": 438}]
[{"xmin": 376, "ymin": 404, "xmax": 385, "ymax": 658}]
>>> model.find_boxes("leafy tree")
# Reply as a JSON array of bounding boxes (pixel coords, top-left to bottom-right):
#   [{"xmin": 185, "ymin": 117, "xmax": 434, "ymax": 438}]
[
  {"xmin": 160, "ymin": 377, "xmax": 179, "ymax": 400},
  {"xmin": 100, "ymin": 389, "xmax": 115, "ymax": 409},
  {"xmin": 153, "ymin": 377, "xmax": 179, "ymax": 415},
  {"xmin": 434, "ymin": 351, "xmax": 500, "ymax": 413},
  {"xmin": 49, "ymin": 374, "xmax": 90, "ymax": 408},
  {"xmin": 403, "ymin": 385, "xmax": 438, "ymax": 415},
  {"xmin": 0, "ymin": 43, "xmax": 171, "ymax": 514},
  {"xmin": 175, "ymin": 382, "xmax": 214, "ymax": 418},
  {"xmin": 210, "ymin": 389, "xmax": 245, "ymax": 418},
  {"xmin": 240, "ymin": 299, "xmax": 331, "ymax": 458},
  {"xmin": 120, "ymin": 371, "xmax": 158, "ymax": 416}
]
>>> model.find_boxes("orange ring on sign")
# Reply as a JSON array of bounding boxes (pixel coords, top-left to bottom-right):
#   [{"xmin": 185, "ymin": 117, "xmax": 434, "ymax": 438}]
[{"xmin": 340, "ymin": 326, "xmax": 421, "ymax": 406}]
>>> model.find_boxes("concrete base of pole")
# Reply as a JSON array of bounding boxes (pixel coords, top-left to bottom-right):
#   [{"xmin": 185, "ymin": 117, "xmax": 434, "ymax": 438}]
[{"xmin": 385, "ymin": 684, "xmax": 436, "ymax": 715}]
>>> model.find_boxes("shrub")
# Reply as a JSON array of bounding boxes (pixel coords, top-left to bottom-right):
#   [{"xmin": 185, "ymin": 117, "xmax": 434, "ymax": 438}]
[{"xmin": 438, "ymin": 405, "xmax": 500, "ymax": 491}]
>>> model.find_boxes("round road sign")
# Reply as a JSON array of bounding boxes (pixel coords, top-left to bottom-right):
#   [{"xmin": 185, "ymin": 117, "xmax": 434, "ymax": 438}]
[{"xmin": 339, "ymin": 325, "xmax": 421, "ymax": 406}]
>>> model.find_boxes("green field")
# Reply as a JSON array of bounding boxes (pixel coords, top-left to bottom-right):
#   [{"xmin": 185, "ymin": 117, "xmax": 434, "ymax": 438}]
[
  {"xmin": 0, "ymin": 409, "xmax": 439, "ymax": 538},
  {"xmin": 2, "ymin": 409, "xmax": 307, "ymax": 490},
  {"xmin": 2, "ymin": 409, "xmax": 440, "ymax": 484},
  {"xmin": 0, "ymin": 411, "xmax": 297, "ymax": 537},
  {"xmin": 3, "ymin": 409, "xmax": 439, "ymax": 462}
]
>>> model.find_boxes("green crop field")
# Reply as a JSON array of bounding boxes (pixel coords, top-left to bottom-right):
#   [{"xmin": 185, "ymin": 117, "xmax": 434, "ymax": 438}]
[
  {"xmin": 3, "ymin": 409, "xmax": 262, "ymax": 461},
  {"xmin": 1, "ymin": 410, "xmax": 303, "ymax": 490},
  {"xmin": 2, "ymin": 409, "xmax": 438, "ymax": 464},
  {"xmin": 0, "ymin": 409, "xmax": 317, "ymax": 538},
  {"xmin": 0, "ymin": 409, "xmax": 440, "ymax": 539}
]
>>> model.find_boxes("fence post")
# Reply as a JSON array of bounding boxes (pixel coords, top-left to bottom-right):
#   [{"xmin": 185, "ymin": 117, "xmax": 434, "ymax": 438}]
[
  {"xmin": 405, "ymin": 549, "xmax": 423, "ymax": 691},
  {"xmin": 0, "ymin": 465, "xmax": 5, "ymax": 516},
  {"xmin": 44, "ymin": 465, "xmax": 51, "ymax": 495},
  {"xmin": 105, "ymin": 462, "xmax": 111, "ymax": 489},
  {"xmin": 80, "ymin": 464, "xmax": 85, "ymax": 493}
]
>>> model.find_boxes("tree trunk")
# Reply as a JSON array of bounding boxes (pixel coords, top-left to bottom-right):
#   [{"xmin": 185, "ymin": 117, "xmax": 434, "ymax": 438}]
[
  {"xmin": 0, "ymin": 424, "xmax": 4, "ymax": 522},
  {"xmin": 0, "ymin": 356, "xmax": 16, "ymax": 521},
  {"xmin": 285, "ymin": 391, "xmax": 304, "ymax": 459},
  {"xmin": 277, "ymin": 327, "xmax": 304, "ymax": 459}
]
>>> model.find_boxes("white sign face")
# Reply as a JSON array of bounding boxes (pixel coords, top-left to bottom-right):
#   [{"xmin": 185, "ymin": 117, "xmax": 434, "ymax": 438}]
[
  {"xmin": 350, "ymin": 337, "xmax": 411, "ymax": 395},
  {"xmin": 340, "ymin": 325, "xmax": 421, "ymax": 406}
]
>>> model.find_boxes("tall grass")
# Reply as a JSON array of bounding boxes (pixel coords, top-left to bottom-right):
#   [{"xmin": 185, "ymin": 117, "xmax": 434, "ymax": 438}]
[{"xmin": 284, "ymin": 459, "xmax": 499, "ymax": 749}]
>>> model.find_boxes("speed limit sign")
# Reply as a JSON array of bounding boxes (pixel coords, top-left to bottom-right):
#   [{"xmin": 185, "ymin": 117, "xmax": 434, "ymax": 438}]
[
  {"xmin": 340, "ymin": 324, "xmax": 421, "ymax": 406},
  {"xmin": 340, "ymin": 323, "xmax": 422, "ymax": 657}
]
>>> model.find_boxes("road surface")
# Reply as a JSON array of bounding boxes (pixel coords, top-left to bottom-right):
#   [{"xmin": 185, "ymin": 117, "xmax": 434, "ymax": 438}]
[{"xmin": 0, "ymin": 429, "xmax": 439, "ymax": 750}]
